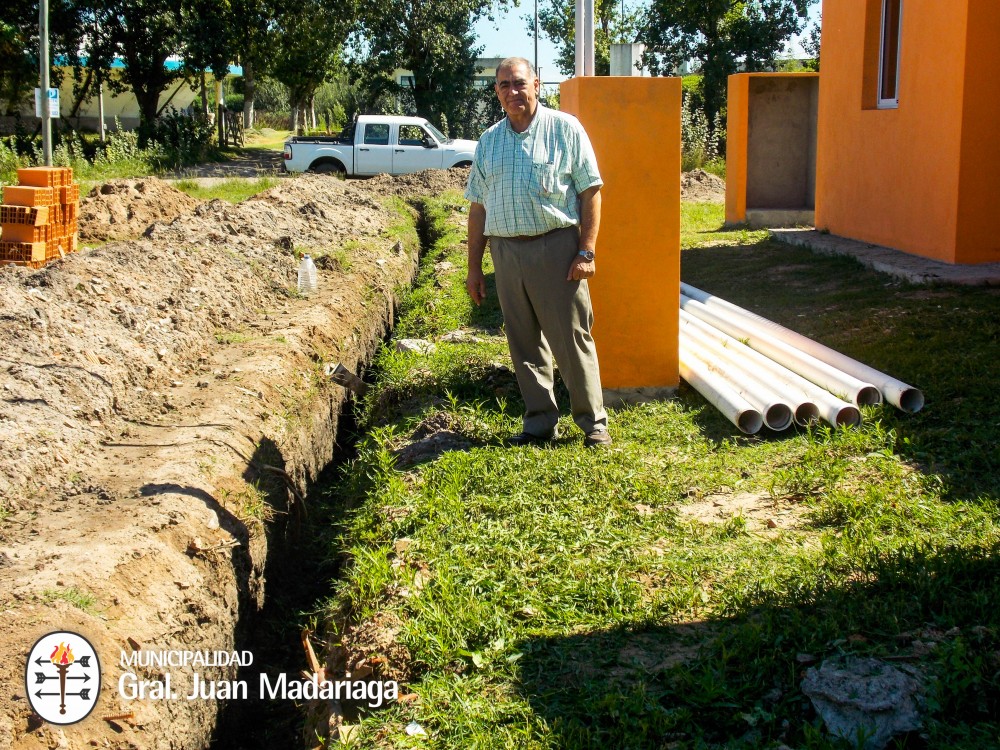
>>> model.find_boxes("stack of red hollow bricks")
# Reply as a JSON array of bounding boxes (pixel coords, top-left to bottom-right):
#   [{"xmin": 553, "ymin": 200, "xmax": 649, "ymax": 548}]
[{"xmin": 0, "ymin": 167, "xmax": 80, "ymax": 269}]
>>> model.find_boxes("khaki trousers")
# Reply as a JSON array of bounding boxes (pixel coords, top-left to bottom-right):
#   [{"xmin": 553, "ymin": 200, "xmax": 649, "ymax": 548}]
[{"xmin": 490, "ymin": 226, "xmax": 608, "ymax": 436}]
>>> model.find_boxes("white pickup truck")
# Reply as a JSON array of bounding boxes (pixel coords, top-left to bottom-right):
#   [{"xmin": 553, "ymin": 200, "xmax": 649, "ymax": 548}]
[{"xmin": 282, "ymin": 115, "xmax": 478, "ymax": 176}]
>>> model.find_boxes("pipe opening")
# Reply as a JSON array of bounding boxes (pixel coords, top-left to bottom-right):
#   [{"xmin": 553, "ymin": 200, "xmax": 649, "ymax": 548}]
[
  {"xmin": 856, "ymin": 386, "xmax": 882, "ymax": 406},
  {"xmin": 836, "ymin": 406, "xmax": 862, "ymax": 428},
  {"xmin": 794, "ymin": 402, "xmax": 820, "ymax": 426},
  {"xmin": 899, "ymin": 388, "xmax": 925, "ymax": 414},
  {"xmin": 763, "ymin": 403, "xmax": 793, "ymax": 432},
  {"xmin": 736, "ymin": 410, "xmax": 764, "ymax": 434}
]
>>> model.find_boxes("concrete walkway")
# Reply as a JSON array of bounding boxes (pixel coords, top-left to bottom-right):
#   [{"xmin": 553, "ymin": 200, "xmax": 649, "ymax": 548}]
[{"xmin": 771, "ymin": 228, "xmax": 1000, "ymax": 286}]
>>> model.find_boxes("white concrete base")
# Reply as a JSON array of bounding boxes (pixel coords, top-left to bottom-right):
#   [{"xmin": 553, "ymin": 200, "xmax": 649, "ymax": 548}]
[
  {"xmin": 771, "ymin": 228, "xmax": 1000, "ymax": 286},
  {"xmin": 744, "ymin": 209, "xmax": 815, "ymax": 228}
]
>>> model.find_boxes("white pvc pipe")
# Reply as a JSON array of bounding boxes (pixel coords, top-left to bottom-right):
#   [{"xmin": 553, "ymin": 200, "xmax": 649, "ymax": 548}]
[
  {"xmin": 679, "ymin": 345, "xmax": 764, "ymax": 434},
  {"xmin": 680, "ymin": 311, "xmax": 861, "ymax": 428},
  {"xmin": 584, "ymin": 0, "xmax": 595, "ymax": 76},
  {"xmin": 681, "ymin": 323, "xmax": 794, "ymax": 430},
  {"xmin": 575, "ymin": 0, "xmax": 584, "ymax": 77},
  {"xmin": 681, "ymin": 283, "xmax": 923, "ymax": 413},
  {"xmin": 681, "ymin": 294, "xmax": 882, "ymax": 409},
  {"xmin": 681, "ymin": 311, "xmax": 819, "ymax": 427}
]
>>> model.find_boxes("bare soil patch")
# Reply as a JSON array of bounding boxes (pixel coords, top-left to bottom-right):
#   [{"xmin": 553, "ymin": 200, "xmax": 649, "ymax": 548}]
[
  {"xmin": 681, "ymin": 169, "xmax": 726, "ymax": 202},
  {"xmin": 169, "ymin": 148, "xmax": 286, "ymax": 179},
  {"xmin": 0, "ymin": 172, "xmax": 461, "ymax": 749},
  {"xmin": 678, "ymin": 490, "xmax": 806, "ymax": 532},
  {"xmin": 355, "ymin": 167, "xmax": 470, "ymax": 198},
  {"xmin": 79, "ymin": 178, "xmax": 201, "ymax": 242}
]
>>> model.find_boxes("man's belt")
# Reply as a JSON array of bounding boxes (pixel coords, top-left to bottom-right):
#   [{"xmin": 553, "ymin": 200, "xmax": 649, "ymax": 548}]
[{"xmin": 502, "ymin": 226, "xmax": 573, "ymax": 242}]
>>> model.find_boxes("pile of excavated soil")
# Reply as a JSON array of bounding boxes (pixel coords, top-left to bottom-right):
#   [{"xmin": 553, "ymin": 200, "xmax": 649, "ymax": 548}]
[
  {"xmin": 79, "ymin": 178, "xmax": 202, "ymax": 241},
  {"xmin": 0, "ymin": 174, "xmax": 426, "ymax": 750},
  {"xmin": 681, "ymin": 169, "xmax": 726, "ymax": 202},
  {"xmin": 361, "ymin": 167, "xmax": 725, "ymax": 202},
  {"xmin": 357, "ymin": 166, "xmax": 471, "ymax": 198}
]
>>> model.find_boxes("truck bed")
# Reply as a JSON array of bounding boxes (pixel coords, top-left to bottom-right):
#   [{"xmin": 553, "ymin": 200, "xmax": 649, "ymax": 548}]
[{"xmin": 287, "ymin": 135, "xmax": 352, "ymax": 145}]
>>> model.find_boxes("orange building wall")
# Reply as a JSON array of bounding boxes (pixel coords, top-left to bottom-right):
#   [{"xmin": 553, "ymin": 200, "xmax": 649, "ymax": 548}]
[
  {"xmin": 726, "ymin": 73, "xmax": 818, "ymax": 224},
  {"xmin": 955, "ymin": 0, "xmax": 1000, "ymax": 263},
  {"xmin": 815, "ymin": 0, "xmax": 971, "ymax": 263},
  {"xmin": 725, "ymin": 75, "xmax": 750, "ymax": 224},
  {"xmin": 561, "ymin": 77, "xmax": 681, "ymax": 391}
]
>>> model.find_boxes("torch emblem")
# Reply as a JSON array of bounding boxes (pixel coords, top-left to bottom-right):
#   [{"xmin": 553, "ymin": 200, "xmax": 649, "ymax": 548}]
[{"xmin": 25, "ymin": 631, "xmax": 101, "ymax": 725}]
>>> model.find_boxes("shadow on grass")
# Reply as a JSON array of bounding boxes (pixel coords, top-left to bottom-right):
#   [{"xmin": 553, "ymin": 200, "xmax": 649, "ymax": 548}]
[
  {"xmin": 681, "ymin": 240, "xmax": 1000, "ymax": 504},
  {"xmin": 468, "ymin": 268, "xmax": 505, "ymax": 330},
  {"xmin": 515, "ymin": 543, "xmax": 1000, "ymax": 749}
]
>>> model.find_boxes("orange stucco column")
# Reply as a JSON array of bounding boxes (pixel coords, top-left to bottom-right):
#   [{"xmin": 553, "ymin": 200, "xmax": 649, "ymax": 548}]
[
  {"xmin": 725, "ymin": 74, "xmax": 751, "ymax": 225},
  {"xmin": 560, "ymin": 77, "xmax": 681, "ymax": 402}
]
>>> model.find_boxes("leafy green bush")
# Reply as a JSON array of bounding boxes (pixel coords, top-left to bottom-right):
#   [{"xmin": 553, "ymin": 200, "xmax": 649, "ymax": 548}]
[
  {"xmin": 681, "ymin": 91, "xmax": 723, "ymax": 172},
  {"xmin": 253, "ymin": 111, "xmax": 292, "ymax": 130},
  {"xmin": 100, "ymin": 120, "xmax": 143, "ymax": 162},
  {"xmin": 145, "ymin": 109, "xmax": 216, "ymax": 168},
  {"xmin": 0, "ymin": 135, "xmax": 29, "ymax": 186},
  {"xmin": 1, "ymin": 118, "xmax": 165, "ymax": 183}
]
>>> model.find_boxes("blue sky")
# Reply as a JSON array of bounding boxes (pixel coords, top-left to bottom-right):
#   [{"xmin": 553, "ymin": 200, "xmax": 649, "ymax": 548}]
[{"xmin": 473, "ymin": 0, "xmax": 823, "ymax": 85}]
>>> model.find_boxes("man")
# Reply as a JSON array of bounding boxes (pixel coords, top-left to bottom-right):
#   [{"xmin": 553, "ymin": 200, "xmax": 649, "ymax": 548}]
[{"xmin": 465, "ymin": 57, "xmax": 611, "ymax": 448}]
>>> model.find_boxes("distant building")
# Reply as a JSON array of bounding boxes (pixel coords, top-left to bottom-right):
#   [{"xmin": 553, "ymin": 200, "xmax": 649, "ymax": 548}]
[
  {"xmin": 392, "ymin": 57, "xmax": 505, "ymax": 91},
  {"xmin": 4, "ymin": 59, "xmax": 242, "ymax": 133}
]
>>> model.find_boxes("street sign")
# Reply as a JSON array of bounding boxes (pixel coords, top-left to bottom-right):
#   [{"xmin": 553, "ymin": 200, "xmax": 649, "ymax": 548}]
[{"xmin": 34, "ymin": 88, "xmax": 60, "ymax": 118}]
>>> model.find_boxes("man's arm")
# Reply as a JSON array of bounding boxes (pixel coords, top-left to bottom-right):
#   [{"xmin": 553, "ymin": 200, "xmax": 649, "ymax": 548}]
[
  {"xmin": 567, "ymin": 186, "xmax": 601, "ymax": 281},
  {"xmin": 466, "ymin": 201, "xmax": 488, "ymax": 305}
]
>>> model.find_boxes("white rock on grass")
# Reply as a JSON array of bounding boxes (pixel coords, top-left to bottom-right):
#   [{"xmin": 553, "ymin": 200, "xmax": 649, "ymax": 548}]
[
  {"xmin": 801, "ymin": 656, "xmax": 924, "ymax": 750},
  {"xmin": 395, "ymin": 339, "xmax": 436, "ymax": 355}
]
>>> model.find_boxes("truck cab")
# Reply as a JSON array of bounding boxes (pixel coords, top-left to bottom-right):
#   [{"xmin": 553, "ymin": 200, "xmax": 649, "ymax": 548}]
[{"xmin": 282, "ymin": 115, "xmax": 478, "ymax": 176}]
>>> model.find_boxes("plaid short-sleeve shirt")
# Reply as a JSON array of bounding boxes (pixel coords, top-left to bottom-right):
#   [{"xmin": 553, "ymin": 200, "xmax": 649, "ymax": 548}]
[{"xmin": 465, "ymin": 106, "xmax": 603, "ymax": 238}]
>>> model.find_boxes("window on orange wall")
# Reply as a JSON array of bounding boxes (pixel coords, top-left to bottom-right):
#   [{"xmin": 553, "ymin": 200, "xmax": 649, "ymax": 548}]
[{"xmin": 878, "ymin": 0, "xmax": 903, "ymax": 108}]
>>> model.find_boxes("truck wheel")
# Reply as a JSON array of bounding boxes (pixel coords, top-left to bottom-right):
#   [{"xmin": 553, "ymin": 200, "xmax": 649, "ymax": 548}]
[
  {"xmin": 453, "ymin": 161, "xmax": 472, "ymax": 168},
  {"xmin": 312, "ymin": 161, "xmax": 345, "ymax": 177}
]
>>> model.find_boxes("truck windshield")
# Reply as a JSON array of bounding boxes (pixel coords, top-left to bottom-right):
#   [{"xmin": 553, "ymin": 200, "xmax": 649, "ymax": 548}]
[{"xmin": 424, "ymin": 123, "xmax": 448, "ymax": 142}]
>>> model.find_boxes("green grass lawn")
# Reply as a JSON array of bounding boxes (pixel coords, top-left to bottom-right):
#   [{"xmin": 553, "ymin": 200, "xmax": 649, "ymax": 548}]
[
  {"xmin": 172, "ymin": 176, "xmax": 280, "ymax": 203},
  {"xmin": 313, "ymin": 195, "xmax": 1000, "ymax": 749},
  {"xmin": 244, "ymin": 127, "xmax": 293, "ymax": 151}
]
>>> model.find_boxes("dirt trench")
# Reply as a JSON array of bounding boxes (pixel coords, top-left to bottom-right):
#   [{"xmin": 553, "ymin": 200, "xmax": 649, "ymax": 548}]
[{"xmin": 0, "ymin": 170, "xmax": 467, "ymax": 749}]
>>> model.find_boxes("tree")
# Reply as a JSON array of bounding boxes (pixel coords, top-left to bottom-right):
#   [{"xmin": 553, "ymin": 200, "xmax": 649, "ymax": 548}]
[
  {"xmin": 89, "ymin": 0, "xmax": 187, "ymax": 131},
  {"xmin": 355, "ymin": 0, "xmax": 496, "ymax": 136},
  {"xmin": 530, "ymin": 0, "xmax": 642, "ymax": 77},
  {"xmin": 801, "ymin": 15, "xmax": 820, "ymax": 71},
  {"xmin": 1, "ymin": 0, "xmax": 90, "ymax": 117},
  {"xmin": 270, "ymin": 0, "xmax": 357, "ymax": 131},
  {"xmin": 228, "ymin": 0, "xmax": 274, "ymax": 127},
  {"xmin": 0, "ymin": 19, "xmax": 35, "ymax": 115},
  {"xmin": 179, "ymin": 0, "xmax": 232, "ymax": 118},
  {"xmin": 641, "ymin": 0, "xmax": 815, "ymax": 123}
]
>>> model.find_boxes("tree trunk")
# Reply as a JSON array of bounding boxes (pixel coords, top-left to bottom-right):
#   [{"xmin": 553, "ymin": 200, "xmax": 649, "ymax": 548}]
[
  {"xmin": 309, "ymin": 95, "xmax": 316, "ymax": 131},
  {"xmin": 200, "ymin": 73, "xmax": 210, "ymax": 118},
  {"xmin": 242, "ymin": 61, "xmax": 256, "ymax": 129},
  {"xmin": 68, "ymin": 68, "xmax": 94, "ymax": 118},
  {"xmin": 411, "ymin": 79, "xmax": 436, "ymax": 125},
  {"xmin": 135, "ymin": 86, "xmax": 161, "ymax": 145}
]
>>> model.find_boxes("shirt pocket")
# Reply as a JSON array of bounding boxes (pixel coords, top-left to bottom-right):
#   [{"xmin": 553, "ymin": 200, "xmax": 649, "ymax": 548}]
[{"xmin": 531, "ymin": 162, "xmax": 561, "ymax": 198}]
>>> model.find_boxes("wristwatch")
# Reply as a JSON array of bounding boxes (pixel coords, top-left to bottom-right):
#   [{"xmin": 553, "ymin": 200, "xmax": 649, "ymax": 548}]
[{"xmin": 577, "ymin": 249, "xmax": 595, "ymax": 261}]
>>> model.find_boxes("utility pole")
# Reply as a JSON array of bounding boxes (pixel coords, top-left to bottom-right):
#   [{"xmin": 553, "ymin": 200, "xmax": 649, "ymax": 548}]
[
  {"xmin": 95, "ymin": 14, "xmax": 106, "ymax": 143},
  {"xmin": 534, "ymin": 0, "xmax": 538, "ymax": 75},
  {"xmin": 39, "ymin": 0, "xmax": 52, "ymax": 165}
]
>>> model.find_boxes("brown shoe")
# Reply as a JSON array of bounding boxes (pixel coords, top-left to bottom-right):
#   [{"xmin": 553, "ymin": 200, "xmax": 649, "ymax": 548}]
[{"xmin": 584, "ymin": 428, "xmax": 612, "ymax": 448}]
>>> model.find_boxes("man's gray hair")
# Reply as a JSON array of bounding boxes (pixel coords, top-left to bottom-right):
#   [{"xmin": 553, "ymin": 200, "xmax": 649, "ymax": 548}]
[{"xmin": 496, "ymin": 57, "xmax": 537, "ymax": 80}]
